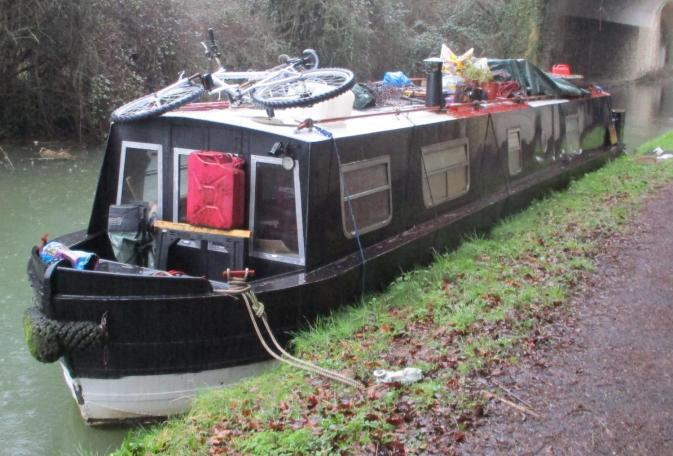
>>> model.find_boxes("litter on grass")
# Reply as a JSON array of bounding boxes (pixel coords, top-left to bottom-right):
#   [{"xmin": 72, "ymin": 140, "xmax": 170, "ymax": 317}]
[{"xmin": 373, "ymin": 367, "xmax": 423, "ymax": 385}]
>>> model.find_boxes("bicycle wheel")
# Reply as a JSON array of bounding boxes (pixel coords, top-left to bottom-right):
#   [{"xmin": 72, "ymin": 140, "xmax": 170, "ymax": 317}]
[
  {"xmin": 251, "ymin": 68, "xmax": 355, "ymax": 110},
  {"xmin": 111, "ymin": 83, "xmax": 205, "ymax": 123}
]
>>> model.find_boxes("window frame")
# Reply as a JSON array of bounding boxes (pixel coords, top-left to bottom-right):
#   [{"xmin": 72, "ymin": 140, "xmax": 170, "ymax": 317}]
[
  {"xmin": 116, "ymin": 141, "xmax": 163, "ymax": 218},
  {"xmin": 420, "ymin": 137, "xmax": 470, "ymax": 208},
  {"xmin": 340, "ymin": 155, "xmax": 393, "ymax": 239},
  {"xmin": 172, "ymin": 147, "xmax": 198, "ymax": 222},
  {"xmin": 248, "ymin": 155, "xmax": 305, "ymax": 266},
  {"xmin": 507, "ymin": 128, "xmax": 523, "ymax": 176},
  {"xmin": 565, "ymin": 113, "xmax": 581, "ymax": 155}
]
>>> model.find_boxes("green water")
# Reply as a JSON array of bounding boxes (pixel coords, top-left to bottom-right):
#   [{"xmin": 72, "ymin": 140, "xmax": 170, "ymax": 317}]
[{"xmin": 0, "ymin": 149, "xmax": 127, "ymax": 456}]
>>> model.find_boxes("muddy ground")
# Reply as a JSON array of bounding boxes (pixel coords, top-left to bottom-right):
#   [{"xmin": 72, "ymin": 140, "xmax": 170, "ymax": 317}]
[{"xmin": 458, "ymin": 183, "xmax": 673, "ymax": 456}]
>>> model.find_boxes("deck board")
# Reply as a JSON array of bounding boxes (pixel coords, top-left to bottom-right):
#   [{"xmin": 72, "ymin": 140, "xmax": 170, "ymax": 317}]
[{"xmin": 153, "ymin": 220, "xmax": 251, "ymax": 239}]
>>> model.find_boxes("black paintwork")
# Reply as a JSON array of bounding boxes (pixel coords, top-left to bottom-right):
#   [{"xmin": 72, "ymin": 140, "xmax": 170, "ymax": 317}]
[{"xmin": 26, "ymin": 95, "xmax": 621, "ymax": 379}]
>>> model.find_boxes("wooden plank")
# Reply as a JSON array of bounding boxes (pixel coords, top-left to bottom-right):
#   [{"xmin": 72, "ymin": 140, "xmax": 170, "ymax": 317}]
[
  {"xmin": 153, "ymin": 220, "xmax": 251, "ymax": 239},
  {"xmin": 608, "ymin": 124, "xmax": 618, "ymax": 145}
]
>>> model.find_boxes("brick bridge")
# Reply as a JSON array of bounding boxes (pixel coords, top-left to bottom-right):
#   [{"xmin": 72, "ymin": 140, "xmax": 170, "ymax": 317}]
[{"xmin": 541, "ymin": 0, "xmax": 673, "ymax": 81}]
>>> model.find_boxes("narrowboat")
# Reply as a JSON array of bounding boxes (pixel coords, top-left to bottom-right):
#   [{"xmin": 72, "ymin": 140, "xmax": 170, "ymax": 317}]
[{"xmin": 23, "ymin": 59, "xmax": 624, "ymax": 424}]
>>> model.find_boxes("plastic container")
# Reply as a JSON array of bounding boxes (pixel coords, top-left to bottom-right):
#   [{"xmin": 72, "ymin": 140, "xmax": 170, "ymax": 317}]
[
  {"xmin": 442, "ymin": 75, "xmax": 464, "ymax": 94},
  {"xmin": 278, "ymin": 90, "xmax": 354, "ymax": 121},
  {"xmin": 186, "ymin": 151, "xmax": 246, "ymax": 230},
  {"xmin": 551, "ymin": 64, "xmax": 571, "ymax": 76}
]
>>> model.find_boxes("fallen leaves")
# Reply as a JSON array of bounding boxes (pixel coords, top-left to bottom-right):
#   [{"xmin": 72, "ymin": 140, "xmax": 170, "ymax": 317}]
[{"xmin": 196, "ymin": 159, "xmax": 673, "ymax": 455}]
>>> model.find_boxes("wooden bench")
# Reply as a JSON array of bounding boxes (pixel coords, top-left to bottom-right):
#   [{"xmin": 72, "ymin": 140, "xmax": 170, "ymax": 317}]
[{"xmin": 152, "ymin": 220, "xmax": 250, "ymax": 277}]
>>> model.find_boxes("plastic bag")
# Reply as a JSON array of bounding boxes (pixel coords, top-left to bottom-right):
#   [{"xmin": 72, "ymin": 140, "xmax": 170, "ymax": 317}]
[
  {"xmin": 40, "ymin": 241, "xmax": 98, "ymax": 270},
  {"xmin": 440, "ymin": 45, "xmax": 474, "ymax": 74},
  {"xmin": 373, "ymin": 367, "xmax": 423, "ymax": 384},
  {"xmin": 383, "ymin": 71, "xmax": 412, "ymax": 88},
  {"xmin": 352, "ymin": 83, "xmax": 376, "ymax": 109}
]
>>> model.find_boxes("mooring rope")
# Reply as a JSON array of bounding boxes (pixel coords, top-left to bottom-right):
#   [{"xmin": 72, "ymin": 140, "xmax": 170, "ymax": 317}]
[{"xmin": 215, "ymin": 278, "xmax": 366, "ymax": 391}]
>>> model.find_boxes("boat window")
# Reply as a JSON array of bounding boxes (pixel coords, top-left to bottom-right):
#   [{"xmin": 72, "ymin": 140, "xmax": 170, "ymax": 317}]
[
  {"xmin": 249, "ymin": 156, "xmax": 305, "ymax": 266},
  {"xmin": 340, "ymin": 156, "xmax": 392, "ymax": 238},
  {"xmin": 421, "ymin": 138, "xmax": 469, "ymax": 208},
  {"xmin": 173, "ymin": 148, "xmax": 197, "ymax": 222},
  {"xmin": 117, "ymin": 141, "xmax": 163, "ymax": 218},
  {"xmin": 507, "ymin": 128, "xmax": 523, "ymax": 175},
  {"xmin": 566, "ymin": 114, "xmax": 581, "ymax": 155}
]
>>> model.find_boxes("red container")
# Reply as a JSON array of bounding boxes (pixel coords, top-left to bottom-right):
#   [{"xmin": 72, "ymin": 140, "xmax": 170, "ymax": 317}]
[
  {"xmin": 551, "ymin": 64, "xmax": 571, "ymax": 76},
  {"xmin": 186, "ymin": 151, "xmax": 246, "ymax": 230}
]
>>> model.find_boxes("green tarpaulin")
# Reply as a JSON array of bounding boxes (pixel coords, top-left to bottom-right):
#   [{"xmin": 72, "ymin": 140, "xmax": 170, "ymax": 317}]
[{"xmin": 487, "ymin": 59, "xmax": 588, "ymax": 98}]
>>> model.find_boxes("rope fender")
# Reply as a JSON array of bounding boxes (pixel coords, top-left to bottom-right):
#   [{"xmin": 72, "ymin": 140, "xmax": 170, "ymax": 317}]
[{"xmin": 23, "ymin": 307, "xmax": 108, "ymax": 363}]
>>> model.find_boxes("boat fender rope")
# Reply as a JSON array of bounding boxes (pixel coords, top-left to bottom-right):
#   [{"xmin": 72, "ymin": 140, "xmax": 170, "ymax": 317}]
[
  {"xmin": 215, "ymin": 279, "xmax": 366, "ymax": 391},
  {"xmin": 23, "ymin": 306, "xmax": 108, "ymax": 363}
]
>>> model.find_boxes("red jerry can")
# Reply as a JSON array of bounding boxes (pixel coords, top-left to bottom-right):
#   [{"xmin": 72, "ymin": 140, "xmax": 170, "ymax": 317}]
[
  {"xmin": 551, "ymin": 64, "xmax": 571, "ymax": 76},
  {"xmin": 186, "ymin": 151, "xmax": 246, "ymax": 230}
]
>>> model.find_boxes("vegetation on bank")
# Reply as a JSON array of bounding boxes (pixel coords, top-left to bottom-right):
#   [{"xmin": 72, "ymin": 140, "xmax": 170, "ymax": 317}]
[
  {"xmin": 637, "ymin": 130, "xmax": 673, "ymax": 154},
  {"xmin": 113, "ymin": 142, "xmax": 673, "ymax": 454},
  {"xmin": 1, "ymin": 0, "xmax": 543, "ymax": 141}
]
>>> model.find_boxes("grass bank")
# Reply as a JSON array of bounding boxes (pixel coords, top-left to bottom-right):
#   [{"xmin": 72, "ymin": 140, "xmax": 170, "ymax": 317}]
[
  {"xmin": 115, "ymin": 145, "xmax": 673, "ymax": 455},
  {"xmin": 637, "ymin": 130, "xmax": 673, "ymax": 154}
]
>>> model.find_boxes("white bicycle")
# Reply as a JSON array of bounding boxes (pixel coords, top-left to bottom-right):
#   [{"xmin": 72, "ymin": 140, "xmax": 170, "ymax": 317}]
[{"xmin": 111, "ymin": 29, "xmax": 355, "ymax": 123}]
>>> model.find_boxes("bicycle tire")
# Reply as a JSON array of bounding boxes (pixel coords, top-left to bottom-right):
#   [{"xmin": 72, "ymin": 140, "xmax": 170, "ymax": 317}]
[
  {"xmin": 251, "ymin": 68, "xmax": 355, "ymax": 110},
  {"xmin": 111, "ymin": 83, "xmax": 205, "ymax": 123}
]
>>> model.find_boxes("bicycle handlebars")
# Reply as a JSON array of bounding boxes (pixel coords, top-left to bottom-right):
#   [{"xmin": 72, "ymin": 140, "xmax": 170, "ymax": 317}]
[
  {"xmin": 202, "ymin": 28, "xmax": 317, "ymax": 73},
  {"xmin": 207, "ymin": 28, "xmax": 220, "ymax": 58}
]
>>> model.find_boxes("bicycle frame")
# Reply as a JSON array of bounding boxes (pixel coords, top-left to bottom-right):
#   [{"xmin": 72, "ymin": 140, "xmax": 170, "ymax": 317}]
[
  {"xmin": 208, "ymin": 65, "xmax": 306, "ymax": 102},
  {"xmin": 156, "ymin": 57, "xmax": 313, "ymax": 108}
]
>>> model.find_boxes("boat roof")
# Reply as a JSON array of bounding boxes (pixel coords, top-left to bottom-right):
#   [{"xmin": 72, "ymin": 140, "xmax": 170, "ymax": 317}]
[{"xmin": 163, "ymin": 98, "xmax": 571, "ymax": 143}]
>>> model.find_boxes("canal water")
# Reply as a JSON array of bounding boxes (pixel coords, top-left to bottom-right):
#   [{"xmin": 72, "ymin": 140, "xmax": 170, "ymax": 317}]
[
  {"xmin": 0, "ymin": 77, "xmax": 672, "ymax": 456},
  {"xmin": 608, "ymin": 77, "xmax": 673, "ymax": 150},
  {"xmin": 0, "ymin": 149, "xmax": 129, "ymax": 456}
]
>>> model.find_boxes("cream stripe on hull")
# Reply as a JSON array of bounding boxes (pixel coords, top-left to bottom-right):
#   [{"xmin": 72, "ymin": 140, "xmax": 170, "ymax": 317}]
[{"xmin": 60, "ymin": 361, "xmax": 273, "ymax": 424}]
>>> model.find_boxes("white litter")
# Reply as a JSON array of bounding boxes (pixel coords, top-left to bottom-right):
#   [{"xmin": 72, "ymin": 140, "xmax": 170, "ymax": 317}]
[
  {"xmin": 373, "ymin": 367, "xmax": 423, "ymax": 384},
  {"xmin": 654, "ymin": 147, "xmax": 665, "ymax": 156}
]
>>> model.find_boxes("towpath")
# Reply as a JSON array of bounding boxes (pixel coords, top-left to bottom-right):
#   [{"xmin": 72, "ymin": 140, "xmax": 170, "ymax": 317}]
[{"xmin": 458, "ymin": 182, "xmax": 673, "ymax": 455}]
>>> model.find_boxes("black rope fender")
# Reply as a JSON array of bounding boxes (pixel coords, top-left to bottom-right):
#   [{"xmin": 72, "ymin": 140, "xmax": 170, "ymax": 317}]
[{"xmin": 23, "ymin": 307, "xmax": 108, "ymax": 363}]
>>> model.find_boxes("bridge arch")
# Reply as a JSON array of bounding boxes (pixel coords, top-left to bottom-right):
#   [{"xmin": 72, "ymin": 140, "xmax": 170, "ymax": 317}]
[{"xmin": 541, "ymin": 0, "xmax": 673, "ymax": 81}]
